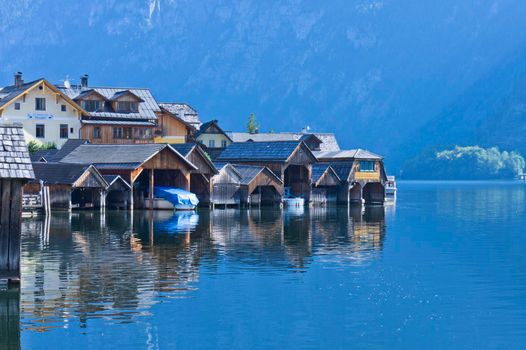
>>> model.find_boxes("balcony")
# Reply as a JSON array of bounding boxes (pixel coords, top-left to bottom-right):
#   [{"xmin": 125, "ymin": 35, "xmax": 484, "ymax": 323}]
[{"xmin": 354, "ymin": 171, "xmax": 380, "ymax": 181}]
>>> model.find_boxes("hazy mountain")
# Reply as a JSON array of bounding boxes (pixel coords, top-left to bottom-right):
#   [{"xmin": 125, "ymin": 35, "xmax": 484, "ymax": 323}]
[{"xmin": 1, "ymin": 0, "xmax": 526, "ymax": 172}]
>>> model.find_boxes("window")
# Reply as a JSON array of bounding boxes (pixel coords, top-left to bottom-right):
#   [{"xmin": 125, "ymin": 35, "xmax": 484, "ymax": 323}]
[
  {"xmin": 70, "ymin": 127, "xmax": 74, "ymax": 134},
  {"xmin": 14, "ymin": 102, "xmax": 21, "ymax": 110},
  {"xmin": 208, "ymin": 139, "xmax": 216, "ymax": 148},
  {"xmin": 221, "ymin": 140, "xmax": 227, "ymax": 148},
  {"xmin": 123, "ymin": 127, "xmax": 132, "ymax": 139},
  {"xmin": 93, "ymin": 127, "xmax": 101, "ymax": 139},
  {"xmin": 359, "ymin": 161, "xmax": 375, "ymax": 172},
  {"xmin": 36, "ymin": 124, "xmax": 45, "ymax": 138},
  {"xmin": 60, "ymin": 124, "xmax": 68, "ymax": 139},
  {"xmin": 35, "ymin": 98, "xmax": 46, "ymax": 111},
  {"xmin": 113, "ymin": 127, "xmax": 123, "ymax": 139},
  {"xmin": 116, "ymin": 101, "xmax": 139, "ymax": 113},
  {"xmin": 81, "ymin": 100, "xmax": 102, "ymax": 112},
  {"xmin": 61, "ymin": 104, "xmax": 66, "ymax": 112}
]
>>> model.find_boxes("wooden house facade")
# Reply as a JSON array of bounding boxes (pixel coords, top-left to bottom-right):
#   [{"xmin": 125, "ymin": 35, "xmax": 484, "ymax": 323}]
[
  {"xmin": 154, "ymin": 106, "xmax": 196, "ymax": 144},
  {"xmin": 217, "ymin": 141, "xmax": 316, "ymax": 203},
  {"xmin": 60, "ymin": 144, "xmax": 197, "ymax": 210},
  {"xmin": 0, "ymin": 124, "xmax": 34, "ymax": 282}
]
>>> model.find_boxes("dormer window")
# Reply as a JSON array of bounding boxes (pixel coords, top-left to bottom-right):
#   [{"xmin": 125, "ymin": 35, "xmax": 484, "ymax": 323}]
[
  {"xmin": 116, "ymin": 101, "xmax": 139, "ymax": 113},
  {"xmin": 81, "ymin": 100, "xmax": 102, "ymax": 112}
]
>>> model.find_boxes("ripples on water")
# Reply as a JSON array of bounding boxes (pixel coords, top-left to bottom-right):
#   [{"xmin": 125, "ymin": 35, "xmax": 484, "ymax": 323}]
[{"xmin": 1, "ymin": 181, "xmax": 525, "ymax": 349}]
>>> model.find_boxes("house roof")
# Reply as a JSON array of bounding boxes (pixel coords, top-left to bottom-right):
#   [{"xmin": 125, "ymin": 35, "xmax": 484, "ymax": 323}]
[
  {"xmin": 108, "ymin": 90, "xmax": 145, "ymax": 102},
  {"xmin": 170, "ymin": 143, "xmax": 218, "ymax": 174},
  {"xmin": 58, "ymin": 85, "xmax": 159, "ymax": 120},
  {"xmin": 31, "ymin": 162, "xmax": 106, "ymax": 186},
  {"xmin": 0, "ymin": 79, "xmax": 87, "ymax": 114},
  {"xmin": 227, "ymin": 132, "xmax": 340, "ymax": 152},
  {"xmin": 30, "ymin": 149, "xmax": 59, "ymax": 162},
  {"xmin": 0, "ymin": 124, "xmax": 34, "ymax": 179},
  {"xmin": 231, "ymin": 164, "xmax": 283, "ymax": 185},
  {"xmin": 159, "ymin": 102, "xmax": 201, "ymax": 127},
  {"xmin": 314, "ymin": 149, "xmax": 383, "ymax": 160},
  {"xmin": 60, "ymin": 144, "xmax": 196, "ymax": 170},
  {"xmin": 311, "ymin": 164, "xmax": 341, "ymax": 185},
  {"xmin": 217, "ymin": 140, "xmax": 315, "ymax": 163},
  {"xmin": 197, "ymin": 120, "xmax": 233, "ymax": 141},
  {"xmin": 103, "ymin": 175, "xmax": 131, "ymax": 189}
]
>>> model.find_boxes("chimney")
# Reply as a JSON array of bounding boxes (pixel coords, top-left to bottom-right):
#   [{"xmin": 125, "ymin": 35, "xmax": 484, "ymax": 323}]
[
  {"xmin": 80, "ymin": 74, "xmax": 89, "ymax": 88},
  {"xmin": 14, "ymin": 72, "xmax": 23, "ymax": 88}
]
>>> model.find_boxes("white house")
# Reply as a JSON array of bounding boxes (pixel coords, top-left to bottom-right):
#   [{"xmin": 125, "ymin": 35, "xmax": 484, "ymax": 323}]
[{"xmin": 0, "ymin": 73, "xmax": 86, "ymax": 149}]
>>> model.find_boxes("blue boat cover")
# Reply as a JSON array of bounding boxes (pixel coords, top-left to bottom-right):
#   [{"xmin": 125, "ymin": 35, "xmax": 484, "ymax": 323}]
[{"xmin": 154, "ymin": 186, "xmax": 199, "ymax": 207}]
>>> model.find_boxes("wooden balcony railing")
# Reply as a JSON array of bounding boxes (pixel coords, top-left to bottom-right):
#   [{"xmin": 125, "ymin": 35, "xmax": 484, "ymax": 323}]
[{"xmin": 354, "ymin": 171, "xmax": 380, "ymax": 181}]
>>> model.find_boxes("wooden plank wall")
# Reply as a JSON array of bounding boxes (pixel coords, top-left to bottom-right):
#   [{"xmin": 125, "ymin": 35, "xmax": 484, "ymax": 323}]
[{"xmin": 0, "ymin": 179, "xmax": 23, "ymax": 279}]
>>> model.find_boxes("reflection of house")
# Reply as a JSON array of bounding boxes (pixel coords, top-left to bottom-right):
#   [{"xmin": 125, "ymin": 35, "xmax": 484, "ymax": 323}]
[
  {"xmin": 0, "ymin": 73, "xmax": 86, "ymax": 148},
  {"xmin": 58, "ymin": 75, "xmax": 160, "ymax": 144},
  {"xmin": 227, "ymin": 132, "xmax": 340, "ymax": 152},
  {"xmin": 26, "ymin": 162, "xmax": 108, "ymax": 210},
  {"xmin": 60, "ymin": 144, "xmax": 196, "ymax": 209},
  {"xmin": 196, "ymin": 120, "xmax": 233, "ymax": 157},
  {"xmin": 217, "ymin": 140, "xmax": 316, "ymax": 202},
  {"xmin": 315, "ymin": 149, "xmax": 387, "ymax": 204}
]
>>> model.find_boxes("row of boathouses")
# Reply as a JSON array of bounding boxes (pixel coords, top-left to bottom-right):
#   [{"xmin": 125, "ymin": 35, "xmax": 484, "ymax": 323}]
[
  {"xmin": 0, "ymin": 73, "xmax": 390, "ymax": 212},
  {"xmin": 22, "ymin": 138, "xmax": 388, "ymax": 211}
]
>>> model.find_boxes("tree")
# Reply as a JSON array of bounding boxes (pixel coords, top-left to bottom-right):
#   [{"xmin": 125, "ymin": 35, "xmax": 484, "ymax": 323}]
[
  {"xmin": 27, "ymin": 140, "xmax": 56, "ymax": 154},
  {"xmin": 247, "ymin": 113, "xmax": 259, "ymax": 134}
]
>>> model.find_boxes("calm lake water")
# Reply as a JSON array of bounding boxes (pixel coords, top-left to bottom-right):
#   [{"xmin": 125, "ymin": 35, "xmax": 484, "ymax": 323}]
[{"xmin": 1, "ymin": 181, "xmax": 526, "ymax": 349}]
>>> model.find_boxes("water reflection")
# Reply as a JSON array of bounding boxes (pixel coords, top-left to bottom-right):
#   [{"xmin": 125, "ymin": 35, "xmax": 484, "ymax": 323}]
[
  {"xmin": 0, "ymin": 286, "xmax": 20, "ymax": 350},
  {"xmin": 18, "ymin": 206, "xmax": 387, "ymax": 332}
]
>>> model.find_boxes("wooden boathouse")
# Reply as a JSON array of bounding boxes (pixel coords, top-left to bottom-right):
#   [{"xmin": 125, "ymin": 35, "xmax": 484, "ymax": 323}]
[
  {"xmin": 103, "ymin": 175, "xmax": 131, "ymax": 209},
  {"xmin": 217, "ymin": 141, "xmax": 316, "ymax": 203},
  {"xmin": 169, "ymin": 143, "xmax": 218, "ymax": 205},
  {"xmin": 60, "ymin": 144, "xmax": 197, "ymax": 209},
  {"xmin": 314, "ymin": 149, "xmax": 387, "ymax": 205},
  {"xmin": 210, "ymin": 163, "xmax": 243, "ymax": 206},
  {"xmin": 25, "ymin": 163, "xmax": 108, "ymax": 211},
  {"xmin": 310, "ymin": 164, "xmax": 342, "ymax": 205},
  {"xmin": 234, "ymin": 164, "xmax": 283, "ymax": 206},
  {"xmin": 0, "ymin": 124, "xmax": 34, "ymax": 282}
]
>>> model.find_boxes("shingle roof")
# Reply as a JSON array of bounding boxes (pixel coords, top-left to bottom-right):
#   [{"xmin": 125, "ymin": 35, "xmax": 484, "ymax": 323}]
[
  {"xmin": 81, "ymin": 120, "xmax": 156, "ymax": 126},
  {"xmin": 227, "ymin": 132, "xmax": 340, "ymax": 152},
  {"xmin": 58, "ymin": 85, "xmax": 159, "ymax": 120},
  {"xmin": 159, "ymin": 103, "xmax": 201, "ymax": 128},
  {"xmin": 311, "ymin": 164, "xmax": 341, "ymax": 184},
  {"xmin": 30, "ymin": 149, "xmax": 59, "ymax": 162},
  {"xmin": 103, "ymin": 175, "xmax": 131, "ymax": 189},
  {"xmin": 319, "ymin": 162, "xmax": 354, "ymax": 182},
  {"xmin": 314, "ymin": 149, "xmax": 383, "ymax": 160},
  {"xmin": 0, "ymin": 124, "xmax": 34, "ymax": 179},
  {"xmin": 218, "ymin": 141, "xmax": 310, "ymax": 162},
  {"xmin": 231, "ymin": 164, "xmax": 283, "ymax": 185},
  {"xmin": 31, "ymin": 162, "xmax": 103, "ymax": 185},
  {"xmin": 60, "ymin": 144, "xmax": 196, "ymax": 170},
  {"xmin": 0, "ymin": 79, "xmax": 42, "ymax": 108},
  {"xmin": 169, "ymin": 143, "xmax": 196, "ymax": 157},
  {"xmin": 53, "ymin": 139, "xmax": 90, "ymax": 161}
]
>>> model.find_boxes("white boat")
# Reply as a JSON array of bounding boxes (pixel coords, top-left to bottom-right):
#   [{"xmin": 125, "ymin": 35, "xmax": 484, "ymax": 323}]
[
  {"xmin": 385, "ymin": 176, "xmax": 397, "ymax": 197},
  {"xmin": 283, "ymin": 187, "xmax": 305, "ymax": 207}
]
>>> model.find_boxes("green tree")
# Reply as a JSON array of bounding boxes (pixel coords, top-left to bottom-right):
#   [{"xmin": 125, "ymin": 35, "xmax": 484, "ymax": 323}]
[
  {"xmin": 27, "ymin": 140, "xmax": 56, "ymax": 154},
  {"xmin": 247, "ymin": 113, "xmax": 259, "ymax": 134}
]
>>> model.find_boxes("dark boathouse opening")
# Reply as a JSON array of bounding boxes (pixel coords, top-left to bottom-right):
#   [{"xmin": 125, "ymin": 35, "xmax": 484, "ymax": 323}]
[
  {"xmin": 362, "ymin": 182, "xmax": 385, "ymax": 205},
  {"xmin": 349, "ymin": 183, "xmax": 362, "ymax": 203},
  {"xmin": 248, "ymin": 185, "xmax": 282, "ymax": 206},
  {"xmin": 284, "ymin": 164, "xmax": 310, "ymax": 199}
]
